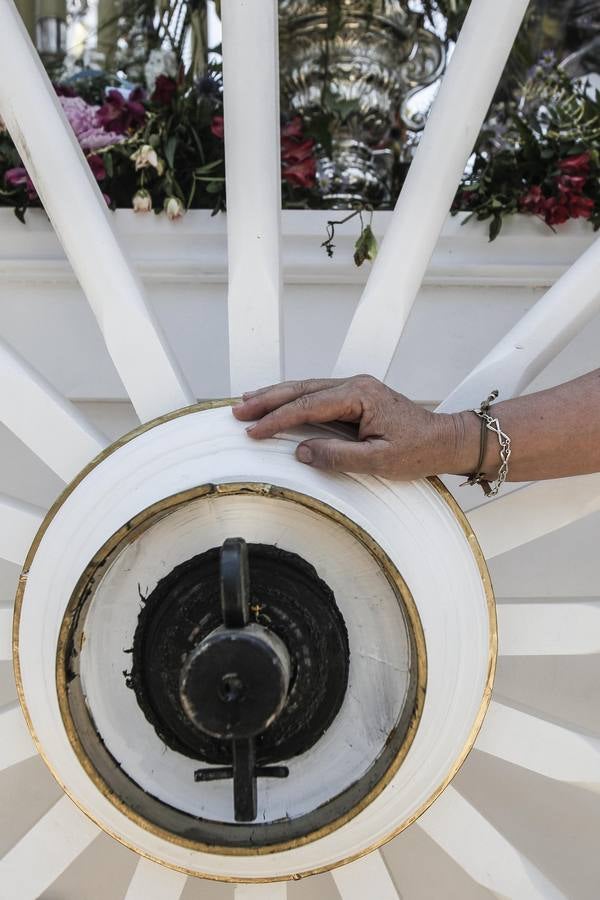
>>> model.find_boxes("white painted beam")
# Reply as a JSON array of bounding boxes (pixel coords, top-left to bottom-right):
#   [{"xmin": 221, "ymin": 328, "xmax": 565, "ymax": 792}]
[
  {"xmin": 234, "ymin": 885, "xmax": 287, "ymax": 900},
  {"xmin": 125, "ymin": 857, "xmax": 187, "ymax": 900},
  {"xmin": 498, "ymin": 599, "xmax": 600, "ymax": 656},
  {"xmin": 0, "ymin": 702, "xmax": 36, "ymax": 771},
  {"xmin": 0, "ymin": 3, "xmax": 193, "ymax": 422},
  {"xmin": 333, "ymin": 0, "xmax": 529, "ymax": 380},
  {"xmin": 468, "ymin": 473, "xmax": 600, "ymax": 559},
  {"xmin": 0, "ymin": 339, "xmax": 106, "ymax": 481},
  {"xmin": 332, "ymin": 851, "xmax": 400, "ymax": 900},
  {"xmin": 0, "ymin": 494, "xmax": 45, "ymax": 566},
  {"xmin": 0, "ymin": 607, "xmax": 13, "ymax": 660},
  {"xmin": 438, "ymin": 230, "xmax": 600, "ymax": 413},
  {"xmin": 476, "ymin": 701, "xmax": 600, "ymax": 791},
  {"xmin": 418, "ymin": 786, "xmax": 565, "ymax": 899},
  {"xmin": 222, "ymin": 0, "xmax": 283, "ymax": 395},
  {"xmin": 0, "ymin": 795, "xmax": 99, "ymax": 899}
]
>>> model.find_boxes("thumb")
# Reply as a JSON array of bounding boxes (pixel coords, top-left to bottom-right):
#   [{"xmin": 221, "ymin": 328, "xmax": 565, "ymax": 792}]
[{"xmin": 296, "ymin": 438, "xmax": 380, "ymax": 473}]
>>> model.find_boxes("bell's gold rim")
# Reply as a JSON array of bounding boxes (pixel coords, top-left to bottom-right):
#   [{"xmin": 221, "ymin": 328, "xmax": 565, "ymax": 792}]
[{"xmin": 12, "ymin": 399, "xmax": 496, "ymax": 883}]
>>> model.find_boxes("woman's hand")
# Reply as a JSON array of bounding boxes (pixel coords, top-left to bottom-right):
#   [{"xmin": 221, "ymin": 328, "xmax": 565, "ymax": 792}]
[{"xmin": 232, "ymin": 375, "xmax": 475, "ymax": 481}]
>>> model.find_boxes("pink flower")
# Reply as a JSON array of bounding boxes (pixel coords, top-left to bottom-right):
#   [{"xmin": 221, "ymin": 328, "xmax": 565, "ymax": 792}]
[
  {"xmin": 132, "ymin": 189, "xmax": 152, "ymax": 212},
  {"xmin": 211, "ymin": 115, "xmax": 224, "ymax": 140},
  {"xmin": 59, "ymin": 96, "xmax": 124, "ymax": 151},
  {"xmin": 281, "ymin": 116, "xmax": 303, "ymax": 140},
  {"xmin": 4, "ymin": 166, "xmax": 37, "ymax": 199},
  {"xmin": 96, "ymin": 88, "xmax": 146, "ymax": 135},
  {"xmin": 164, "ymin": 196, "xmax": 184, "ymax": 220}
]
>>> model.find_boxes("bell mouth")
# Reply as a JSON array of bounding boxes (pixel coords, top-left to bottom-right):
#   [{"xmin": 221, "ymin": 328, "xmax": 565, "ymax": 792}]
[{"xmin": 57, "ymin": 481, "xmax": 425, "ymax": 853}]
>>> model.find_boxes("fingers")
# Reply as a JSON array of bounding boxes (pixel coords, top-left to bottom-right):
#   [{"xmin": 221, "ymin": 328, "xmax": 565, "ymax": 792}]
[
  {"xmin": 233, "ymin": 378, "xmax": 344, "ymax": 421},
  {"xmin": 296, "ymin": 437, "xmax": 386, "ymax": 474},
  {"xmin": 244, "ymin": 385, "xmax": 362, "ymax": 439}
]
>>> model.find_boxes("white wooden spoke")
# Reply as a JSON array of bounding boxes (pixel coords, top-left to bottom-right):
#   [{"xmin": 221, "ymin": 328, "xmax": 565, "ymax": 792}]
[
  {"xmin": 234, "ymin": 885, "xmax": 287, "ymax": 900},
  {"xmin": 222, "ymin": 0, "xmax": 283, "ymax": 395},
  {"xmin": 438, "ymin": 231, "xmax": 600, "ymax": 413},
  {"xmin": 498, "ymin": 599, "xmax": 600, "ymax": 656},
  {"xmin": 0, "ymin": 494, "xmax": 45, "ymax": 567},
  {"xmin": 331, "ymin": 851, "xmax": 400, "ymax": 900},
  {"xmin": 0, "ymin": 339, "xmax": 106, "ymax": 481},
  {"xmin": 0, "ymin": 606, "xmax": 13, "ymax": 660},
  {"xmin": 468, "ymin": 473, "xmax": 600, "ymax": 559},
  {"xmin": 476, "ymin": 700, "xmax": 600, "ymax": 791},
  {"xmin": 0, "ymin": 702, "xmax": 36, "ymax": 771},
  {"xmin": 0, "ymin": 5, "xmax": 193, "ymax": 422},
  {"xmin": 332, "ymin": 0, "xmax": 529, "ymax": 381},
  {"xmin": 124, "ymin": 857, "xmax": 187, "ymax": 900},
  {"xmin": 418, "ymin": 785, "xmax": 565, "ymax": 899},
  {"xmin": 0, "ymin": 795, "xmax": 99, "ymax": 899}
]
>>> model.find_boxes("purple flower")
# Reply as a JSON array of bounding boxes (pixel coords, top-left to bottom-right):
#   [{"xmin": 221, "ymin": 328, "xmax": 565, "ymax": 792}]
[
  {"xmin": 59, "ymin": 96, "xmax": 125, "ymax": 151},
  {"xmin": 4, "ymin": 166, "xmax": 37, "ymax": 199},
  {"xmin": 96, "ymin": 88, "xmax": 146, "ymax": 135}
]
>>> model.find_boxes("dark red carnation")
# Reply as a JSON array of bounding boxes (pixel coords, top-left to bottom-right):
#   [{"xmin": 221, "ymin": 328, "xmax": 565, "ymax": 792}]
[
  {"xmin": 544, "ymin": 197, "xmax": 570, "ymax": 226},
  {"xmin": 151, "ymin": 75, "xmax": 178, "ymax": 107},
  {"xmin": 96, "ymin": 88, "xmax": 146, "ymax": 135},
  {"xmin": 281, "ymin": 137, "xmax": 315, "ymax": 164},
  {"xmin": 281, "ymin": 116, "xmax": 303, "ymax": 140},
  {"xmin": 519, "ymin": 185, "xmax": 545, "ymax": 216},
  {"xmin": 87, "ymin": 153, "xmax": 106, "ymax": 181},
  {"xmin": 568, "ymin": 193, "xmax": 594, "ymax": 219},
  {"xmin": 211, "ymin": 115, "xmax": 224, "ymax": 140}
]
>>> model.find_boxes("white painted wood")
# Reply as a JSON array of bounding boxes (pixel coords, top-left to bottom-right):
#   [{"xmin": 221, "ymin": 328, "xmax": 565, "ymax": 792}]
[
  {"xmin": 332, "ymin": 851, "xmax": 400, "ymax": 900},
  {"xmin": 0, "ymin": 494, "xmax": 45, "ymax": 566},
  {"xmin": 476, "ymin": 701, "xmax": 600, "ymax": 791},
  {"xmin": 124, "ymin": 857, "xmax": 187, "ymax": 900},
  {"xmin": 418, "ymin": 786, "xmax": 565, "ymax": 899},
  {"xmin": 234, "ymin": 885, "xmax": 287, "ymax": 900},
  {"xmin": 0, "ymin": 4, "xmax": 193, "ymax": 422},
  {"xmin": 0, "ymin": 795, "xmax": 99, "ymax": 900},
  {"xmin": 498, "ymin": 599, "xmax": 600, "ymax": 656},
  {"xmin": 469, "ymin": 474, "xmax": 600, "ymax": 559},
  {"xmin": 438, "ymin": 230, "xmax": 600, "ymax": 413},
  {"xmin": 0, "ymin": 339, "xmax": 106, "ymax": 481},
  {"xmin": 0, "ymin": 606, "xmax": 12, "ymax": 660},
  {"xmin": 333, "ymin": 0, "xmax": 530, "ymax": 380},
  {"xmin": 0, "ymin": 702, "xmax": 36, "ymax": 770},
  {"xmin": 16, "ymin": 406, "xmax": 491, "ymax": 879},
  {"xmin": 222, "ymin": 0, "xmax": 283, "ymax": 394}
]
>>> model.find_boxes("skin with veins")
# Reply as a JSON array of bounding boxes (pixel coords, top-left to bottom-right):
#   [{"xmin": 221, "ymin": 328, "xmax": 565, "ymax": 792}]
[{"xmin": 232, "ymin": 370, "xmax": 600, "ymax": 484}]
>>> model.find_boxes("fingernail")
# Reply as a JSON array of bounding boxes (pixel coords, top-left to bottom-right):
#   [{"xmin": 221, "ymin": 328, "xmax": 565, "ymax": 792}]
[
  {"xmin": 297, "ymin": 444, "xmax": 313, "ymax": 464},
  {"xmin": 242, "ymin": 390, "xmax": 257, "ymax": 400},
  {"xmin": 245, "ymin": 424, "xmax": 256, "ymax": 433}
]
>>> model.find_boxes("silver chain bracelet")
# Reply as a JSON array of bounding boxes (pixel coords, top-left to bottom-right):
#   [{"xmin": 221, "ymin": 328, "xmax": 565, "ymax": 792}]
[{"xmin": 465, "ymin": 390, "xmax": 512, "ymax": 497}]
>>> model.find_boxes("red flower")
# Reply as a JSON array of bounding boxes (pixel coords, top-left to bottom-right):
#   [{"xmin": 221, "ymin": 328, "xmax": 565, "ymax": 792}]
[
  {"xmin": 281, "ymin": 137, "xmax": 315, "ymax": 164},
  {"xmin": 96, "ymin": 88, "xmax": 146, "ymax": 135},
  {"xmin": 87, "ymin": 153, "xmax": 106, "ymax": 181},
  {"xmin": 558, "ymin": 152, "xmax": 591, "ymax": 175},
  {"xmin": 568, "ymin": 193, "xmax": 594, "ymax": 219},
  {"xmin": 211, "ymin": 115, "xmax": 224, "ymax": 140},
  {"xmin": 281, "ymin": 116, "xmax": 303, "ymax": 140},
  {"xmin": 282, "ymin": 156, "xmax": 317, "ymax": 189},
  {"xmin": 4, "ymin": 166, "xmax": 37, "ymax": 200},
  {"xmin": 519, "ymin": 185, "xmax": 545, "ymax": 216},
  {"xmin": 558, "ymin": 174, "xmax": 587, "ymax": 192},
  {"xmin": 543, "ymin": 197, "xmax": 570, "ymax": 226},
  {"xmin": 151, "ymin": 75, "xmax": 177, "ymax": 107}
]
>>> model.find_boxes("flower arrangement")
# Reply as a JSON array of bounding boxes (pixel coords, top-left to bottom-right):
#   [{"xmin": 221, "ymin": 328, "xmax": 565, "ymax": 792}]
[
  {"xmin": 455, "ymin": 64, "xmax": 600, "ymax": 239},
  {"xmin": 0, "ymin": 52, "xmax": 320, "ymax": 224}
]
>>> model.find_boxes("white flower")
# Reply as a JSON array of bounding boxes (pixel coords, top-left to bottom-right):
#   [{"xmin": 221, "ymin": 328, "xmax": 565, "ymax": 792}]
[
  {"xmin": 164, "ymin": 196, "xmax": 185, "ymax": 221},
  {"xmin": 144, "ymin": 48, "xmax": 179, "ymax": 94},
  {"xmin": 130, "ymin": 144, "xmax": 164, "ymax": 175},
  {"xmin": 132, "ymin": 189, "xmax": 152, "ymax": 213}
]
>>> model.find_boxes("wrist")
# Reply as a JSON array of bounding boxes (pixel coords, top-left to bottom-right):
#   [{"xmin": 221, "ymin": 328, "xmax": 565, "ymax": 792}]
[{"xmin": 440, "ymin": 410, "xmax": 482, "ymax": 477}]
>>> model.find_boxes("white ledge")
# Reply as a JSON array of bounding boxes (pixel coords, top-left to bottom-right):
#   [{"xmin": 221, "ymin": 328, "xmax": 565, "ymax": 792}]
[{"xmin": 0, "ymin": 209, "xmax": 596, "ymax": 287}]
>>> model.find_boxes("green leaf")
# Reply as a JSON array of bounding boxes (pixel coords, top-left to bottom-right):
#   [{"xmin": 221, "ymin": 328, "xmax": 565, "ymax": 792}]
[
  {"xmin": 353, "ymin": 224, "xmax": 378, "ymax": 267},
  {"xmin": 165, "ymin": 136, "xmax": 177, "ymax": 169},
  {"xmin": 104, "ymin": 153, "xmax": 114, "ymax": 179},
  {"xmin": 489, "ymin": 214, "xmax": 503, "ymax": 242}
]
